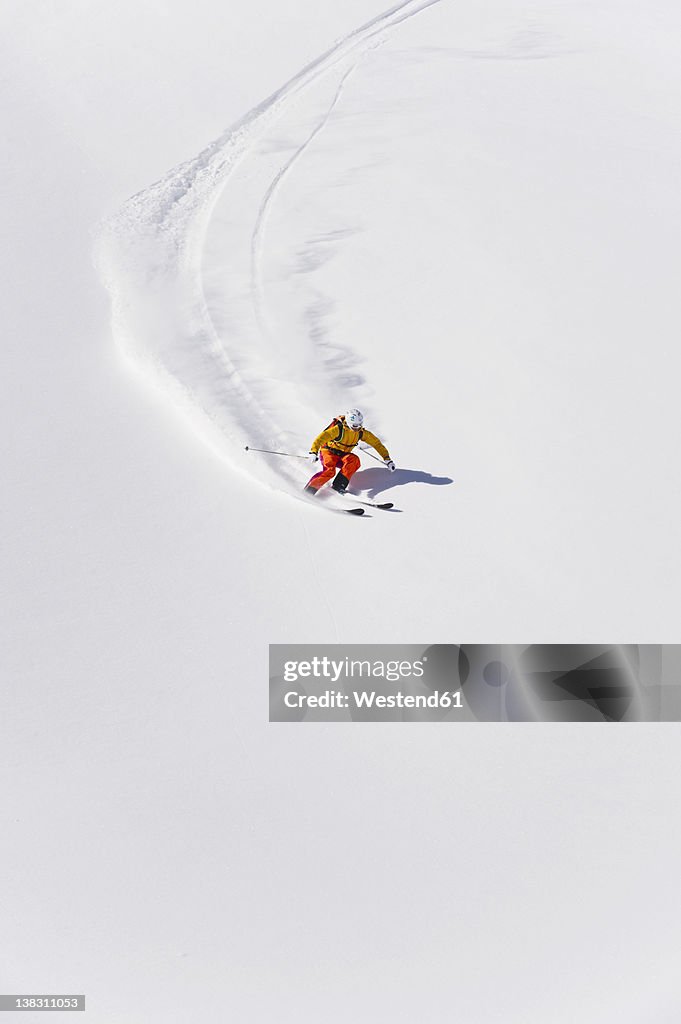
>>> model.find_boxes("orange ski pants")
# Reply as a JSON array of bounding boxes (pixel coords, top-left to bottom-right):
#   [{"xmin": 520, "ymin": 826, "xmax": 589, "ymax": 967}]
[{"xmin": 306, "ymin": 448, "xmax": 361, "ymax": 492}]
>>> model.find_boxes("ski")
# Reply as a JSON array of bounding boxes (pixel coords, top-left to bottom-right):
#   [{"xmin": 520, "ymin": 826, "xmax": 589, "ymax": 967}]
[
  {"xmin": 323, "ymin": 503, "xmax": 366, "ymax": 516},
  {"xmin": 342, "ymin": 494, "xmax": 394, "ymax": 510},
  {"xmin": 304, "ymin": 493, "xmax": 365, "ymax": 515}
]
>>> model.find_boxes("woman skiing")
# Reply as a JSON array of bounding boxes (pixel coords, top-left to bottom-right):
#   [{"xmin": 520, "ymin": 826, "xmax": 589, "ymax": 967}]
[{"xmin": 304, "ymin": 408, "xmax": 395, "ymax": 495}]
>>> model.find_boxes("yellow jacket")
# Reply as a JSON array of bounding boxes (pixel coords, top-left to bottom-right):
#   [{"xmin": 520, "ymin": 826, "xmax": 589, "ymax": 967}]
[{"xmin": 310, "ymin": 416, "xmax": 390, "ymax": 461}]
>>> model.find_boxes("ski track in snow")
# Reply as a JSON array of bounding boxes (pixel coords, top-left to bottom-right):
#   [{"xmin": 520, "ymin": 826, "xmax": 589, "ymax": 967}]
[
  {"xmin": 94, "ymin": 0, "xmax": 441, "ymax": 503},
  {"xmin": 249, "ymin": 63, "xmax": 359, "ymax": 370}
]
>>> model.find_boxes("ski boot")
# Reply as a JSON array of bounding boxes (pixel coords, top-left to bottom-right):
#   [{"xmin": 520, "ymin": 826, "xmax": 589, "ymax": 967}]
[{"xmin": 332, "ymin": 474, "xmax": 349, "ymax": 495}]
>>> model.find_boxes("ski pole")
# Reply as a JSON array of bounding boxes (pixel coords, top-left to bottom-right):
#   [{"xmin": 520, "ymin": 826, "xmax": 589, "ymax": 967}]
[
  {"xmin": 245, "ymin": 446, "xmax": 308, "ymax": 460},
  {"xmin": 359, "ymin": 444, "xmax": 385, "ymax": 465}
]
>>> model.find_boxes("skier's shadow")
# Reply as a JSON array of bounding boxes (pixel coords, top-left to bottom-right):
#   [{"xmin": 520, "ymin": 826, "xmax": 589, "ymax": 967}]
[{"xmin": 353, "ymin": 467, "xmax": 453, "ymax": 499}]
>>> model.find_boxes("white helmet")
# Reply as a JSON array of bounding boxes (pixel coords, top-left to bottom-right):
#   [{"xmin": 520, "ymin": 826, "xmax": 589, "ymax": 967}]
[{"xmin": 345, "ymin": 408, "xmax": 364, "ymax": 430}]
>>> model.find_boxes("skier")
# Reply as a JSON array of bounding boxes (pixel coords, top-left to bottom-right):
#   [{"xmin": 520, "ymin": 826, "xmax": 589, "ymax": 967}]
[{"xmin": 304, "ymin": 408, "xmax": 395, "ymax": 496}]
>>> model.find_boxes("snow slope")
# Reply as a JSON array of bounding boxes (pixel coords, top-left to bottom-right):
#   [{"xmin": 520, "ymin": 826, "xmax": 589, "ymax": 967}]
[
  {"xmin": 96, "ymin": 0, "xmax": 681, "ymax": 636},
  {"xmin": 3, "ymin": 1, "xmax": 681, "ymax": 1022}
]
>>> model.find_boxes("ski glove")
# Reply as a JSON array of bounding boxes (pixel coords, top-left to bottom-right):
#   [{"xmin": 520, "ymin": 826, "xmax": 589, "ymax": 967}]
[
  {"xmin": 308, "ymin": 451, "xmax": 319, "ymax": 464},
  {"xmin": 385, "ymin": 459, "xmax": 396, "ymax": 472}
]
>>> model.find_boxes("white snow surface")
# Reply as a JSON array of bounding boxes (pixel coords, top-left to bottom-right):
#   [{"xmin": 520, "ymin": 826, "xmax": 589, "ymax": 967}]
[{"xmin": 3, "ymin": 1, "xmax": 681, "ymax": 1022}]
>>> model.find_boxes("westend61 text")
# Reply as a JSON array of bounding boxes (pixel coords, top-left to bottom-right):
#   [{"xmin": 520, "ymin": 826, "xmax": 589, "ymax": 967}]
[{"xmin": 284, "ymin": 690, "xmax": 463, "ymax": 709}]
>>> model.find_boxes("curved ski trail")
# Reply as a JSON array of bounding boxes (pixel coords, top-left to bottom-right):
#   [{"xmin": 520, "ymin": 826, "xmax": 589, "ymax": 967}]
[{"xmin": 95, "ymin": 0, "xmax": 441, "ymax": 499}]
